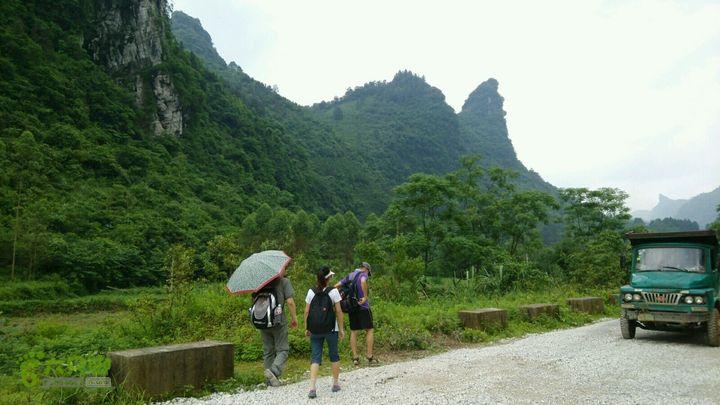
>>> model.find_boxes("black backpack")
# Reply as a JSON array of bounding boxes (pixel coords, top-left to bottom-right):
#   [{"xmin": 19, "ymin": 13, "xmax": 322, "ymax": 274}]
[
  {"xmin": 306, "ymin": 287, "xmax": 336, "ymax": 334},
  {"xmin": 250, "ymin": 288, "xmax": 280, "ymax": 329},
  {"xmin": 339, "ymin": 272, "xmax": 361, "ymax": 314}
]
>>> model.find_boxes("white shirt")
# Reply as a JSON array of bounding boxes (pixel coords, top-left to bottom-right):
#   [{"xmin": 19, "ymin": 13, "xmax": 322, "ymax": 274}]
[{"xmin": 305, "ymin": 288, "xmax": 342, "ymax": 332}]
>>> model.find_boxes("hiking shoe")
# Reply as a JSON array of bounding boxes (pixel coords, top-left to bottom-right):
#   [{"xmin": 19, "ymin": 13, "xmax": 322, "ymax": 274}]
[
  {"xmin": 352, "ymin": 357, "xmax": 360, "ymax": 366},
  {"xmin": 264, "ymin": 369, "xmax": 280, "ymax": 387},
  {"xmin": 308, "ymin": 389, "xmax": 317, "ymax": 399},
  {"xmin": 332, "ymin": 384, "xmax": 341, "ymax": 392},
  {"xmin": 366, "ymin": 356, "xmax": 380, "ymax": 366}
]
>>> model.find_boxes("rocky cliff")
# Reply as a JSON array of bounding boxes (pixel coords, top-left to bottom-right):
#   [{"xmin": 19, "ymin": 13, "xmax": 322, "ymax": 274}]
[
  {"xmin": 459, "ymin": 79, "xmax": 554, "ymax": 193},
  {"xmin": 86, "ymin": 0, "xmax": 182, "ymax": 136}
]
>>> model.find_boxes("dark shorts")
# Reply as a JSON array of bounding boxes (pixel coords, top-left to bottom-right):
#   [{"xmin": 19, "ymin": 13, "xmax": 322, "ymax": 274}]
[
  {"xmin": 349, "ymin": 308, "xmax": 373, "ymax": 331},
  {"xmin": 310, "ymin": 332, "xmax": 339, "ymax": 364}
]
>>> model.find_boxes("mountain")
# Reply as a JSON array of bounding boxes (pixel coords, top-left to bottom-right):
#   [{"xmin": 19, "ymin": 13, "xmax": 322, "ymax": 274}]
[
  {"xmin": 458, "ymin": 79, "xmax": 554, "ymax": 193},
  {"xmin": 170, "ymin": 11, "xmax": 386, "ymax": 214},
  {"xmin": 632, "ymin": 187, "xmax": 720, "ymax": 228},
  {"xmin": 310, "ymin": 70, "xmax": 464, "ymax": 190},
  {"xmin": 309, "ymin": 72, "xmax": 556, "ymax": 195},
  {"xmin": 0, "ymin": 0, "xmax": 352, "ymax": 289},
  {"xmin": 633, "ymin": 194, "xmax": 687, "ymax": 221},
  {"xmin": 171, "ymin": 12, "xmax": 555, "ymax": 212},
  {"xmin": 675, "ymin": 187, "xmax": 720, "ymax": 227}
]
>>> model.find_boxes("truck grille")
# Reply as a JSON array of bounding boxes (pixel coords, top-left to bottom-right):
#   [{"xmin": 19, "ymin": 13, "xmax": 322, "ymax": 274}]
[{"xmin": 641, "ymin": 292, "xmax": 681, "ymax": 305}]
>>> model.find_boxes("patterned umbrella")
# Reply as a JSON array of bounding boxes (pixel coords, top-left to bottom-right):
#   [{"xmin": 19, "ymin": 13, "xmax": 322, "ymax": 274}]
[{"xmin": 225, "ymin": 250, "xmax": 292, "ymax": 295}]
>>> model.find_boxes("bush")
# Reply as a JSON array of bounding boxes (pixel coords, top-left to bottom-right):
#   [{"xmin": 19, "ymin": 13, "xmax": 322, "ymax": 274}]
[
  {"xmin": 0, "ymin": 279, "xmax": 75, "ymax": 301},
  {"xmin": 0, "ymin": 287, "xmax": 164, "ymax": 316}
]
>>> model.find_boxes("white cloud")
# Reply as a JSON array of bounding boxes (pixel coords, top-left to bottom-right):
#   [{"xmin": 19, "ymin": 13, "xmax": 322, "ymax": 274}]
[{"xmin": 172, "ymin": 0, "xmax": 720, "ymax": 211}]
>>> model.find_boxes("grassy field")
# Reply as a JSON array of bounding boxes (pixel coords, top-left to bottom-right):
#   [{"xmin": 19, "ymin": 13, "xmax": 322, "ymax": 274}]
[{"xmin": 0, "ymin": 280, "xmax": 619, "ymax": 404}]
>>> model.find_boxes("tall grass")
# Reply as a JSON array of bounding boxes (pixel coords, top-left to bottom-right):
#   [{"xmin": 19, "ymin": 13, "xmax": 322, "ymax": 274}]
[{"xmin": 0, "ymin": 282, "xmax": 618, "ymax": 403}]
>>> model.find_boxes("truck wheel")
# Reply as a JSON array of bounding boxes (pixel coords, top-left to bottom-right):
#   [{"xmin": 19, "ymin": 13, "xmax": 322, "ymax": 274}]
[
  {"xmin": 621, "ymin": 314, "xmax": 636, "ymax": 339},
  {"xmin": 707, "ymin": 307, "xmax": 720, "ymax": 347}
]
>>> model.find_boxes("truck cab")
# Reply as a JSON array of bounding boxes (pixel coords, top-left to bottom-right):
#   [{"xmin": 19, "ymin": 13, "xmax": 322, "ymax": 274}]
[{"xmin": 620, "ymin": 230, "xmax": 719, "ymax": 346}]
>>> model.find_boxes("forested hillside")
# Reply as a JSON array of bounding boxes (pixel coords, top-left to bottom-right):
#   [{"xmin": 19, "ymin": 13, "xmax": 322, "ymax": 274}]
[
  {"xmin": 0, "ymin": 2, "xmax": 560, "ymax": 291},
  {"xmin": 170, "ymin": 11, "xmax": 388, "ymax": 214},
  {"xmin": 0, "ymin": 0, "xmax": 354, "ymax": 289},
  {"xmin": 171, "ymin": 12, "xmax": 555, "ymax": 212},
  {"xmin": 312, "ymin": 71, "xmax": 463, "ymax": 189}
]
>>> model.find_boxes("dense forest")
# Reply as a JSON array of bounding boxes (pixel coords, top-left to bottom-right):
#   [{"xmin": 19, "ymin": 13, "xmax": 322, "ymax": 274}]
[{"xmin": 0, "ymin": 0, "xmax": 353, "ymax": 290}]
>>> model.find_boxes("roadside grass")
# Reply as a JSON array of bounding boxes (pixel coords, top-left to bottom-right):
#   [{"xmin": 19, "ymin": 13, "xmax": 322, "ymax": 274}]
[
  {"xmin": 0, "ymin": 283, "xmax": 619, "ymax": 404},
  {"xmin": 0, "ymin": 285, "xmax": 164, "ymax": 316}
]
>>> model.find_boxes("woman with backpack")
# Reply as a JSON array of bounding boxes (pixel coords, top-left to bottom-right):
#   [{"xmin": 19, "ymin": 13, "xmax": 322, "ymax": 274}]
[{"xmin": 304, "ymin": 266, "xmax": 345, "ymax": 399}]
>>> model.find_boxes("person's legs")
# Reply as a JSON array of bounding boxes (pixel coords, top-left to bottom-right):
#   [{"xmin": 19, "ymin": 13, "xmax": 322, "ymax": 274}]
[
  {"xmin": 260, "ymin": 329, "xmax": 276, "ymax": 372},
  {"xmin": 270, "ymin": 325, "xmax": 290, "ymax": 378},
  {"xmin": 365, "ymin": 328, "xmax": 374, "ymax": 358},
  {"xmin": 360, "ymin": 309, "xmax": 377, "ymax": 364},
  {"xmin": 350, "ymin": 330, "xmax": 359, "ymax": 359},
  {"xmin": 326, "ymin": 332, "xmax": 341, "ymax": 389},
  {"xmin": 309, "ymin": 334, "xmax": 324, "ymax": 392}
]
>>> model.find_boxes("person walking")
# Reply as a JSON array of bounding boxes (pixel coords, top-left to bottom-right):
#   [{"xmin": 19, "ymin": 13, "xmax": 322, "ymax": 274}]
[
  {"xmin": 336, "ymin": 262, "xmax": 377, "ymax": 366},
  {"xmin": 305, "ymin": 266, "xmax": 345, "ymax": 399},
  {"xmin": 256, "ymin": 276, "xmax": 297, "ymax": 387}
]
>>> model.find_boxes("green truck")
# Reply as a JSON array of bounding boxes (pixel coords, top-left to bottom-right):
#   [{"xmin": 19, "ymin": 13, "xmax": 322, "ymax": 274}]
[{"xmin": 620, "ymin": 230, "xmax": 719, "ymax": 346}]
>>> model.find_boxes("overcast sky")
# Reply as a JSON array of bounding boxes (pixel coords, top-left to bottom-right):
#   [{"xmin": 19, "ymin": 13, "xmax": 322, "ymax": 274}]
[{"xmin": 171, "ymin": 0, "xmax": 720, "ymax": 211}]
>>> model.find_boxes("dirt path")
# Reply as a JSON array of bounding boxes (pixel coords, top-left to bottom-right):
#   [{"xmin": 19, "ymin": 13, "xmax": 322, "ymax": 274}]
[{"xmin": 165, "ymin": 320, "xmax": 720, "ymax": 404}]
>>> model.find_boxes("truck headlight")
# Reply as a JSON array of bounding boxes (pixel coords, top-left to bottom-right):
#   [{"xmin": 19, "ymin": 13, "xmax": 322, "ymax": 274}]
[
  {"xmin": 632, "ymin": 294, "xmax": 642, "ymax": 301},
  {"xmin": 694, "ymin": 296, "xmax": 704, "ymax": 305},
  {"xmin": 624, "ymin": 293, "xmax": 633, "ymax": 302},
  {"xmin": 684, "ymin": 296, "xmax": 694, "ymax": 304}
]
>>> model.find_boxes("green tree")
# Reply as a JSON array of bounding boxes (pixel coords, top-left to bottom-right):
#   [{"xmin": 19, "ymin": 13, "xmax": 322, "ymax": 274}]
[
  {"xmin": 165, "ymin": 244, "xmax": 196, "ymax": 292},
  {"xmin": 499, "ymin": 191, "xmax": 557, "ymax": 256},
  {"xmin": 290, "ymin": 209, "xmax": 320, "ymax": 255},
  {"xmin": 320, "ymin": 211, "xmax": 360, "ymax": 266},
  {"xmin": 392, "ymin": 174, "xmax": 456, "ymax": 273},
  {"xmin": 5, "ymin": 131, "xmax": 49, "ymax": 280},
  {"xmin": 560, "ymin": 187, "xmax": 631, "ymax": 239},
  {"xmin": 556, "ymin": 187, "xmax": 632, "ymax": 287}
]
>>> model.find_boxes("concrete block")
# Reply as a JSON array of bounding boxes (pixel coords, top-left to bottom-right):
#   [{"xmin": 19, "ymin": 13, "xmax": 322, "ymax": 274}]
[
  {"xmin": 458, "ymin": 308, "xmax": 507, "ymax": 330},
  {"xmin": 520, "ymin": 303, "xmax": 560, "ymax": 320},
  {"xmin": 108, "ymin": 340, "xmax": 234, "ymax": 397},
  {"xmin": 567, "ymin": 297, "xmax": 604, "ymax": 314}
]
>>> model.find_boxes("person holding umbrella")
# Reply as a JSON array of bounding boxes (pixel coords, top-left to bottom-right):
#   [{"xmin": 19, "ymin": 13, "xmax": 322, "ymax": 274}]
[{"xmin": 226, "ymin": 250, "xmax": 298, "ymax": 387}]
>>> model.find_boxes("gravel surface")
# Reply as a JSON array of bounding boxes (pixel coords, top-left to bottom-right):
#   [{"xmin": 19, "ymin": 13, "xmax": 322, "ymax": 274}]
[{"xmin": 163, "ymin": 320, "xmax": 720, "ymax": 404}]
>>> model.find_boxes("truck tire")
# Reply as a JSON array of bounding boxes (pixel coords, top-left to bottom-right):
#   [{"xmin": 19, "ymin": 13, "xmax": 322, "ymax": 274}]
[
  {"xmin": 707, "ymin": 307, "xmax": 719, "ymax": 347},
  {"xmin": 621, "ymin": 313, "xmax": 636, "ymax": 339}
]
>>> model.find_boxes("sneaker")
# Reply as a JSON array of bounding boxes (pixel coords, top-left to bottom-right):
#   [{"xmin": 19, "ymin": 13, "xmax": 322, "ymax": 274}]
[
  {"xmin": 366, "ymin": 356, "xmax": 380, "ymax": 366},
  {"xmin": 264, "ymin": 369, "xmax": 281, "ymax": 387},
  {"xmin": 308, "ymin": 389, "xmax": 317, "ymax": 399},
  {"xmin": 352, "ymin": 357, "xmax": 360, "ymax": 366},
  {"xmin": 332, "ymin": 384, "xmax": 341, "ymax": 392}
]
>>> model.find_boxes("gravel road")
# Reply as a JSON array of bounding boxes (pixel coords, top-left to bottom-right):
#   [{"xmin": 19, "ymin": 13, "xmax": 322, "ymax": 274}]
[{"xmin": 164, "ymin": 320, "xmax": 720, "ymax": 404}]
